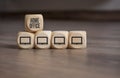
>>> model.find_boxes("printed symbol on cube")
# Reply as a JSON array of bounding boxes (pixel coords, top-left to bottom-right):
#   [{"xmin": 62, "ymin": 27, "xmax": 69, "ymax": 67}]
[
  {"xmin": 30, "ymin": 18, "xmax": 40, "ymax": 28},
  {"xmin": 25, "ymin": 14, "xmax": 43, "ymax": 32},
  {"xmin": 37, "ymin": 36, "xmax": 48, "ymax": 45},
  {"xmin": 71, "ymin": 36, "xmax": 83, "ymax": 44},
  {"xmin": 54, "ymin": 36, "xmax": 65, "ymax": 45},
  {"xmin": 20, "ymin": 36, "xmax": 31, "ymax": 45}
]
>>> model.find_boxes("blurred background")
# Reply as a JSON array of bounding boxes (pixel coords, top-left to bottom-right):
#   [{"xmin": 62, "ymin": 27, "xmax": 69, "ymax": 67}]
[
  {"xmin": 0, "ymin": 1, "xmax": 120, "ymax": 78},
  {"xmin": 1, "ymin": 0, "xmax": 120, "ymax": 20}
]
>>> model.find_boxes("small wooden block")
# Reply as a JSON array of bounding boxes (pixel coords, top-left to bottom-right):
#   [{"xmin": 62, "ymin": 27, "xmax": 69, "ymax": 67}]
[
  {"xmin": 51, "ymin": 31, "xmax": 68, "ymax": 49},
  {"xmin": 68, "ymin": 31, "xmax": 87, "ymax": 48},
  {"xmin": 25, "ymin": 14, "xmax": 43, "ymax": 33},
  {"xmin": 17, "ymin": 32, "xmax": 34, "ymax": 49},
  {"xmin": 35, "ymin": 31, "xmax": 52, "ymax": 49}
]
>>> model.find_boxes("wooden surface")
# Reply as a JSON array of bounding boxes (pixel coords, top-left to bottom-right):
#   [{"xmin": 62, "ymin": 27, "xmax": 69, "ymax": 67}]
[{"xmin": 0, "ymin": 17, "xmax": 120, "ymax": 78}]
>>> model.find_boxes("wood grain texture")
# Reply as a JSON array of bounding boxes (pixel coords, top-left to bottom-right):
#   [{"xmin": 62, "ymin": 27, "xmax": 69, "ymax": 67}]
[{"xmin": 0, "ymin": 17, "xmax": 120, "ymax": 78}]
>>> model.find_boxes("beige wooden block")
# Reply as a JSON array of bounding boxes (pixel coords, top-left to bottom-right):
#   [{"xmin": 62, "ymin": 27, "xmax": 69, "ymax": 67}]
[
  {"xmin": 25, "ymin": 14, "xmax": 43, "ymax": 33},
  {"xmin": 17, "ymin": 32, "xmax": 34, "ymax": 49},
  {"xmin": 35, "ymin": 31, "xmax": 52, "ymax": 49},
  {"xmin": 69, "ymin": 31, "xmax": 87, "ymax": 48},
  {"xmin": 51, "ymin": 31, "xmax": 68, "ymax": 49}
]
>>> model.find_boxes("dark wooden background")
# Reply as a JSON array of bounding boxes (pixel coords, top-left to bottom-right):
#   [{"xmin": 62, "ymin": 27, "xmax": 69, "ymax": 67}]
[
  {"xmin": 0, "ymin": 0, "xmax": 120, "ymax": 78},
  {"xmin": 0, "ymin": 16, "xmax": 120, "ymax": 78}
]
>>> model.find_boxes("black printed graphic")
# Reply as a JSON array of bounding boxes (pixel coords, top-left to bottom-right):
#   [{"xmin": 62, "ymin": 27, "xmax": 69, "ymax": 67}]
[
  {"xmin": 54, "ymin": 36, "xmax": 65, "ymax": 44},
  {"xmin": 71, "ymin": 36, "xmax": 83, "ymax": 44},
  {"xmin": 37, "ymin": 36, "xmax": 48, "ymax": 45},
  {"xmin": 29, "ymin": 18, "xmax": 40, "ymax": 28},
  {"xmin": 20, "ymin": 36, "xmax": 31, "ymax": 44}
]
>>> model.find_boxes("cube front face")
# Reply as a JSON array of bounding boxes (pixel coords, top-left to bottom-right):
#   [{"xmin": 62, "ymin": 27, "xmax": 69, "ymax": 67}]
[
  {"xmin": 17, "ymin": 32, "xmax": 34, "ymax": 49},
  {"xmin": 69, "ymin": 31, "xmax": 87, "ymax": 48},
  {"xmin": 35, "ymin": 31, "xmax": 51, "ymax": 49},
  {"xmin": 25, "ymin": 14, "xmax": 43, "ymax": 32},
  {"xmin": 52, "ymin": 31, "xmax": 68, "ymax": 49}
]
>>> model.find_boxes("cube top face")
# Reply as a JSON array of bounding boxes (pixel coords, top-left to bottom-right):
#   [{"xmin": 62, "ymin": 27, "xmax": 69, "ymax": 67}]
[
  {"xmin": 69, "ymin": 31, "xmax": 87, "ymax": 48},
  {"xmin": 25, "ymin": 14, "xmax": 43, "ymax": 32},
  {"xmin": 17, "ymin": 32, "xmax": 34, "ymax": 49},
  {"xmin": 52, "ymin": 31, "xmax": 68, "ymax": 49},
  {"xmin": 35, "ymin": 31, "xmax": 51, "ymax": 49}
]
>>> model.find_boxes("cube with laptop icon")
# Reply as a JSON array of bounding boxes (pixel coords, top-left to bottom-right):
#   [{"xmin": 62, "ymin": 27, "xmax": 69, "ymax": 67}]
[
  {"xmin": 35, "ymin": 31, "xmax": 51, "ymax": 49},
  {"xmin": 68, "ymin": 31, "xmax": 87, "ymax": 48},
  {"xmin": 17, "ymin": 32, "xmax": 34, "ymax": 49},
  {"xmin": 51, "ymin": 31, "xmax": 68, "ymax": 49}
]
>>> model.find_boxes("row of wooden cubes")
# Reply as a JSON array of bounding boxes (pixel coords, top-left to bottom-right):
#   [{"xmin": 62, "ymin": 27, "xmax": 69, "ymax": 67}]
[
  {"xmin": 17, "ymin": 31, "xmax": 87, "ymax": 49},
  {"xmin": 17, "ymin": 14, "xmax": 87, "ymax": 49}
]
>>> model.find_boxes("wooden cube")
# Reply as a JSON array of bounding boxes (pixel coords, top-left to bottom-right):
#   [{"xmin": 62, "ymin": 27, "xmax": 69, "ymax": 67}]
[
  {"xmin": 25, "ymin": 14, "xmax": 43, "ymax": 32},
  {"xmin": 35, "ymin": 31, "xmax": 52, "ymax": 49},
  {"xmin": 68, "ymin": 31, "xmax": 87, "ymax": 48},
  {"xmin": 51, "ymin": 31, "xmax": 68, "ymax": 49},
  {"xmin": 17, "ymin": 32, "xmax": 34, "ymax": 49}
]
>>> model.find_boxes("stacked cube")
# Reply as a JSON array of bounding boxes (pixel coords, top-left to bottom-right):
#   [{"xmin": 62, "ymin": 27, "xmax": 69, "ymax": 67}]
[{"xmin": 17, "ymin": 14, "xmax": 87, "ymax": 49}]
